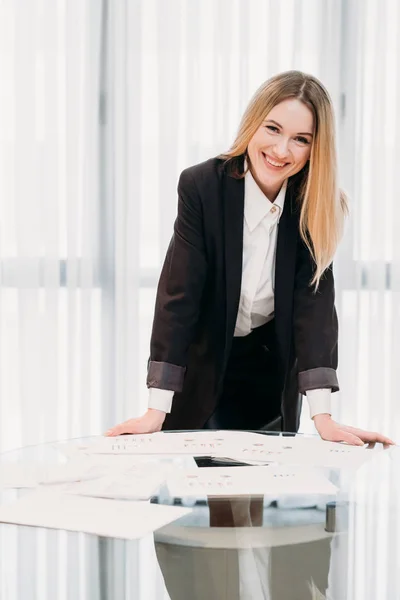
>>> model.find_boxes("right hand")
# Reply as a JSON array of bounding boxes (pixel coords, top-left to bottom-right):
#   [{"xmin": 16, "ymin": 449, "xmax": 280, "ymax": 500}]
[{"xmin": 104, "ymin": 408, "xmax": 166, "ymax": 436}]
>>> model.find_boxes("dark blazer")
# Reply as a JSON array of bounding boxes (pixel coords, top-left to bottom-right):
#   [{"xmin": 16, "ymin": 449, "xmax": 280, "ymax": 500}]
[{"xmin": 147, "ymin": 155, "xmax": 339, "ymax": 432}]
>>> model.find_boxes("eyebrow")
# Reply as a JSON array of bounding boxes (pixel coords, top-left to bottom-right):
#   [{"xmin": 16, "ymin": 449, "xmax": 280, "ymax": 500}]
[{"xmin": 265, "ymin": 119, "xmax": 313, "ymax": 137}]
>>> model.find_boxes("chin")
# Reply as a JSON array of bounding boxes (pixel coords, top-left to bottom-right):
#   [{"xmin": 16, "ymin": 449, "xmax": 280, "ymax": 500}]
[{"xmin": 260, "ymin": 170, "xmax": 280, "ymax": 184}]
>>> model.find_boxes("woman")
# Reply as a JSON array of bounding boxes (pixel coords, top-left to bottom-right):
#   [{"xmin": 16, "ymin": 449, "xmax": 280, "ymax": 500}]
[{"xmin": 106, "ymin": 70, "xmax": 393, "ymax": 446}]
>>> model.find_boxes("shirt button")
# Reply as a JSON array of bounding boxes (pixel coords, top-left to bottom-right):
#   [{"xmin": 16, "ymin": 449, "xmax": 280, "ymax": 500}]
[{"xmin": 270, "ymin": 206, "xmax": 277, "ymax": 214}]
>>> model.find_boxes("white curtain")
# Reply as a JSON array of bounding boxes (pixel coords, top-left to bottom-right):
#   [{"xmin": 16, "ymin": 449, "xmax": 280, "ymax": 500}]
[
  {"xmin": 335, "ymin": 0, "xmax": 400, "ymax": 441},
  {"xmin": 0, "ymin": 1, "xmax": 398, "ymax": 598},
  {"xmin": 328, "ymin": 2, "xmax": 400, "ymax": 598},
  {"xmin": 0, "ymin": 0, "xmax": 106, "ymax": 452}
]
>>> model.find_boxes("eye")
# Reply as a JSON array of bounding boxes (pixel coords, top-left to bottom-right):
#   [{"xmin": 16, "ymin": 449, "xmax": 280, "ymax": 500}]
[
  {"xmin": 266, "ymin": 125, "xmax": 279, "ymax": 133},
  {"xmin": 295, "ymin": 136, "xmax": 310, "ymax": 145}
]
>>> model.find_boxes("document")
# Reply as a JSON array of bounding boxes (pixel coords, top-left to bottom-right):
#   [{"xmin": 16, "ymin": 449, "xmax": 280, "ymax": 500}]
[
  {"xmin": 80, "ymin": 431, "xmax": 259, "ymax": 457},
  {"xmin": 0, "ymin": 490, "xmax": 191, "ymax": 539},
  {"xmin": 215, "ymin": 436, "xmax": 380, "ymax": 469},
  {"xmin": 0, "ymin": 461, "xmax": 108, "ymax": 489},
  {"xmin": 166, "ymin": 465, "xmax": 338, "ymax": 498},
  {"xmin": 62, "ymin": 462, "xmax": 175, "ymax": 500},
  {"xmin": 0, "ymin": 456, "xmax": 172, "ymax": 493},
  {"xmin": 0, "ymin": 463, "xmax": 43, "ymax": 488}
]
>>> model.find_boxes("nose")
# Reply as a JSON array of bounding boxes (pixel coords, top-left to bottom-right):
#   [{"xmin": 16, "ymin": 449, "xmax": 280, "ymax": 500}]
[{"xmin": 273, "ymin": 138, "xmax": 290, "ymax": 159}]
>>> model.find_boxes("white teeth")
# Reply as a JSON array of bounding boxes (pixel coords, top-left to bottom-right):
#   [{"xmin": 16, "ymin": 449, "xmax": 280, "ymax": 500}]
[{"xmin": 264, "ymin": 154, "xmax": 286, "ymax": 168}]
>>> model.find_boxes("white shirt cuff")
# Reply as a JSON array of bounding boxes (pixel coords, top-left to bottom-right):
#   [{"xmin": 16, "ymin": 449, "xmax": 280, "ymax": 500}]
[
  {"xmin": 305, "ymin": 388, "xmax": 332, "ymax": 419},
  {"xmin": 148, "ymin": 388, "xmax": 174, "ymax": 413}
]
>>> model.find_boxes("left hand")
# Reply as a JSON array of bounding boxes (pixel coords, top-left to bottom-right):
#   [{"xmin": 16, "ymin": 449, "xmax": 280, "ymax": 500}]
[{"xmin": 313, "ymin": 414, "xmax": 395, "ymax": 446}]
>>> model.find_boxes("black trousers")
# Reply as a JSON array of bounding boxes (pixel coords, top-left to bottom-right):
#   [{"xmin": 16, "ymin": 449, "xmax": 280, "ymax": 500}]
[{"xmin": 203, "ymin": 319, "xmax": 282, "ymax": 430}]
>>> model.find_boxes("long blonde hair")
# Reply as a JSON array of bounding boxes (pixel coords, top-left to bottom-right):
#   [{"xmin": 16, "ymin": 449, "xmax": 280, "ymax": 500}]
[{"xmin": 220, "ymin": 70, "xmax": 348, "ymax": 289}]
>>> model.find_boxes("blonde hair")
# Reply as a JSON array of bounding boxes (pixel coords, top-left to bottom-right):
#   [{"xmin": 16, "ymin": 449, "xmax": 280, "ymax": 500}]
[{"xmin": 220, "ymin": 70, "xmax": 348, "ymax": 289}]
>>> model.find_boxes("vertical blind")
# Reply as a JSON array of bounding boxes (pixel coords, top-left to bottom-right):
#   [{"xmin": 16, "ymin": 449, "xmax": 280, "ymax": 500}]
[{"xmin": 335, "ymin": 0, "xmax": 400, "ymax": 439}]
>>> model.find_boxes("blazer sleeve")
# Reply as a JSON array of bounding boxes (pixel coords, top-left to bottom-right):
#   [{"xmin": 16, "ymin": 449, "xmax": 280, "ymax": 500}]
[
  {"xmin": 293, "ymin": 236, "xmax": 339, "ymax": 394},
  {"xmin": 146, "ymin": 168, "xmax": 207, "ymax": 392}
]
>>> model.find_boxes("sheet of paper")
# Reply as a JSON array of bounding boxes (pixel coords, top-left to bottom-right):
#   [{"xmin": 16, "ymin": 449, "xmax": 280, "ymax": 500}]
[
  {"xmin": 215, "ymin": 436, "xmax": 381, "ymax": 469},
  {"xmin": 62, "ymin": 462, "xmax": 175, "ymax": 500},
  {"xmin": 166, "ymin": 465, "xmax": 338, "ymax": 497},
  {"xmin": 0, "ymin": 463, "xmax": 42, "ymax": 489},
  {"xmin": 38, "ymin": 461, "xmax": 115, "ymax": 485},
  {"xmin": 0, "ymin": 458, "xmax": 124, "ymax": 489},
  {"xmin": 0, "ymin": 455, "xmax": 172, "ymax": 490},
  {"xmin": 0, "ymin": 490, "xmax": 191, "ymax": 539},
  {"xmin": 80, "ymin": 431, "xmax": 260, "ymax": 456},
  {"xmin": 61, "ymin": 475, "xmax": 160, "ymax": 501}
]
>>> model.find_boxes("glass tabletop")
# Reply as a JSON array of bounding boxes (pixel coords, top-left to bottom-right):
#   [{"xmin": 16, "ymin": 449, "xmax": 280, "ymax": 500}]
[{"xmin": 0, "ymin": 432, "xmax": 398, "ymax": 600}]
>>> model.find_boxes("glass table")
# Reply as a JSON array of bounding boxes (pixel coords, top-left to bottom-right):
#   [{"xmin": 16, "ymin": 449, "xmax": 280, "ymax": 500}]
[{"xmin": 0, "ymin": 432, "xmax": 399, "ymax": 600}]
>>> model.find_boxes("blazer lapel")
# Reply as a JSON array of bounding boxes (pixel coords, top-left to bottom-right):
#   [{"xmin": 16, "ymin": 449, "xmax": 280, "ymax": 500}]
[
  {"xmin": 223, "ymin": 169, "xmax": 244, "ymax": 354},
  {"xmin": 274, "ymin": 178, "xmax": 299, "ymax": 372}
]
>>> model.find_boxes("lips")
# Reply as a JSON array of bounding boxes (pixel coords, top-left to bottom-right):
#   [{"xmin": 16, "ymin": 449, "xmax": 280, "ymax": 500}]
[{"xmin": 262, "ymin": 152, "xmax": 289, "ymax": 169}]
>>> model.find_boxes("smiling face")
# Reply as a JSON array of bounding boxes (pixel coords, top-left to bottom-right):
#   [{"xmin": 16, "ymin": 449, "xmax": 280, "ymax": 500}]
[{"xmin": 247, "ymin": 98, "xmax": 314, "ymax": 200}]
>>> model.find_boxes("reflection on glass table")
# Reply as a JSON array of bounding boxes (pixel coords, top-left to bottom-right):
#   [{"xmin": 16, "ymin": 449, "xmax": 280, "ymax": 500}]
[{"xmin": 0, "ymin": 432, "xmax": 398, "ymax": 600}]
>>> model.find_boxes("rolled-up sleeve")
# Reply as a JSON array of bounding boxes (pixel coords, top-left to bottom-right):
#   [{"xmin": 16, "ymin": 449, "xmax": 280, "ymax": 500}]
[{"xmin": 293, "ymin": 237, "xmax": 339, "ymax": 394}]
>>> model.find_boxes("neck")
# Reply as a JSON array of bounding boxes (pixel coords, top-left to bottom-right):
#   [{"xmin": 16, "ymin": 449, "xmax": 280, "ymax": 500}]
[{"xmin": 250, "ymin": 168, "xmax": 283, "ymax": 202}]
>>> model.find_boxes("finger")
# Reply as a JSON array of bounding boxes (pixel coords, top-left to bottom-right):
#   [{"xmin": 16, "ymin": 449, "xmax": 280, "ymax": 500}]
[
  {"xmin": 104, "ymin": 422, "xmax": 130, "ymax": 437},
  {"xmin": 104, "ymin": 427, "xmax": 120, "ymax": 437},
  {"xmin": 340, "ymin": 434, "xmax": 364, "ymax": 446},
  {"xmin": 373, "ymin": 433, "xmax": 396, "ymax": 445},
  {"xmin": 378, "ymin": 435, "xmax": 396, "ymax": 445},
  {"xmin": 327, "ymin": 431, "xmax": 364, "ymax": 446},
  {"xmin": 361, "ymin": 433, "xmax": 395, "ymax": 445},
  {"xmin": 341, "ymin": 426, "xmax": 395, "ymax": 445}
]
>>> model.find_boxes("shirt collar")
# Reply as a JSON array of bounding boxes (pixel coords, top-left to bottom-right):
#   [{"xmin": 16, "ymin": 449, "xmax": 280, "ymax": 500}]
[{"xmin": 244, "ymin": 168, "xmax": 287, "ymax": 233}]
